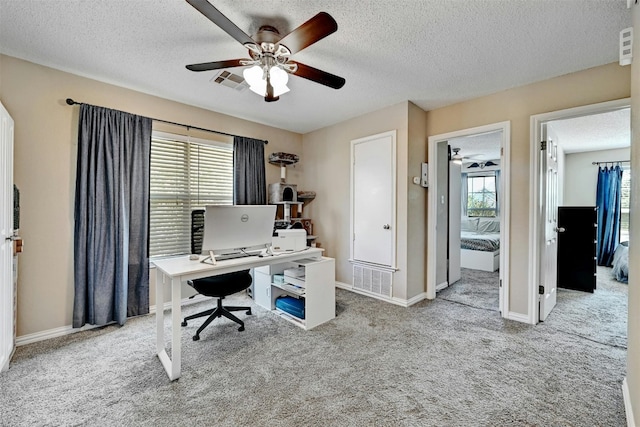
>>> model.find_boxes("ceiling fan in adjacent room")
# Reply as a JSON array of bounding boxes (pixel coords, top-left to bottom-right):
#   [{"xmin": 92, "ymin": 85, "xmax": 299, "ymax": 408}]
[
  {"xmin": 451, "ymin": 148, "xmax": 464, "ymax": 164},
  {"xmin": 184, "ymin": 0, "xmax": 346, "ymax": 102}
]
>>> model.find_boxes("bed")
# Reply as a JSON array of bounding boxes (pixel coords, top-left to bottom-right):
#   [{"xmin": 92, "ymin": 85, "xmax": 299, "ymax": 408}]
[
  {"xmin": 460, "ymin": 217, "xmax": 500, "ymax": 272},
  {"xmin": 612, "ymin": 241, "xmax": 629, "ymax": 283}
]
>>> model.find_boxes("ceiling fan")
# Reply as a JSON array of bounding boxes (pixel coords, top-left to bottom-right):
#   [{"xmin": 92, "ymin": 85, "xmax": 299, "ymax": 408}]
[
  {"xmin": 451, "ymin": 148, "xmax": 464, "ymax": 164},
  {"xmin": 184, "ymin": 0, "xmax": 346, "ymax": 102},
  {"xmin": 467, "ymin": 160, "xmax": 497, "ymax": 169}
]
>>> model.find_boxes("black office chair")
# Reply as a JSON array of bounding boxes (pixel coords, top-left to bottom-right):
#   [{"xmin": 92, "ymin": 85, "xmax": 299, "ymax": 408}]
[{"xmin": 181, "ymin": 209, "xmax": 253, "ymax": 341}]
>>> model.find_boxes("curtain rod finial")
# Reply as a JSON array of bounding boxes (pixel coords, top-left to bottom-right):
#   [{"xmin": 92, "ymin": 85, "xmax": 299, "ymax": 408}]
[{"xmin": 66, "ymin": 98, "xmax": 76, "ymax": 106}]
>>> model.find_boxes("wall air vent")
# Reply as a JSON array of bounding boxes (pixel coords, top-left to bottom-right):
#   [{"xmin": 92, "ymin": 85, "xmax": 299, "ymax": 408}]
[
  {"xmin": 620, "ymin": 27, "xmax": 633, "ymax": 66},
  {"xmin": 210, "ymin": 70, "xmax": 249, "ymax": 92},
  {"xmin": 353, "ymin": 264, "xmax": 392, "ymax": 298}
]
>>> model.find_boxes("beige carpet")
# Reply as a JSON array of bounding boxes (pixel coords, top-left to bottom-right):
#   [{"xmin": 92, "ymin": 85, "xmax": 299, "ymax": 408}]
[{"xmin": 0, "ymin": 272, "xmax": 627, "ymax": 426}]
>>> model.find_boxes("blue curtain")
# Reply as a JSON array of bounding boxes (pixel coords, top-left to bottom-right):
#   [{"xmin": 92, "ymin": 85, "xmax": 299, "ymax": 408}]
[
  {"xmin": 73, "ymin": 104, "xmax": 152, "ymax": 327},
  {"xmin": 596, "ymin": 165, "xmax": 623, "ymax": 266},
  {"xmin": 233, "ymin": 136, "xmax": 267, "ymax": 205}
]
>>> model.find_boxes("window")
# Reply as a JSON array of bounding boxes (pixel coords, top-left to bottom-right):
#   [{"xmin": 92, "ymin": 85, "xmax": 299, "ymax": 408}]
[
  {"xmin": 466, "ymin": 174, "xmax": 497, "ymax": 217},
  {"xmin": 150, "ymin": 132, "xmax": 233, "ymax": 258},
  {"xmin": 621, "ymin": 166, "xmax": 631, "ymax": 242}
]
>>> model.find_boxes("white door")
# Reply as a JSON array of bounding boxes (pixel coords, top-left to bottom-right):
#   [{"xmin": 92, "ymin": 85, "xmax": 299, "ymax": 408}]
[
  {"xmin": 0, "ymin": 101, "xmax": 15, "ymax": 372},
  {"xmin": 539, "ymin": 125, "xmax": 559, "ymax": 321},
  {"xmin": 448, "ymin": 161, "xmax": 461, "ymax": 284},
  {"xmin": 351, "ymin": 131, "xmax": 396, "ymax": 267}
]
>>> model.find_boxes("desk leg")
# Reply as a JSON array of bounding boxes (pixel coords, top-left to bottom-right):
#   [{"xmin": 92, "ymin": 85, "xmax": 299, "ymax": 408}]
[
  {"xmin": 156, "ymin": 271, "xmax": 182, "ymax": 381},
  {"xmin": 170, "ymin": 276, "xmax": 182, "ymax": 379}
]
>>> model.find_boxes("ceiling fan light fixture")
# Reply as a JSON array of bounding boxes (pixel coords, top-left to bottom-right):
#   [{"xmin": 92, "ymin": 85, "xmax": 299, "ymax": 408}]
[
  {"xmin": 451, "ymin": 147, "xmax": 463, "ymax": 164},
  {"xmin": 269, "ymin": 66, "xmax": 290, "ymax": 96},
  {"xmin": 243, "ymin": 65, "xmax": 265, "ymax": 92},
  {"xmin": 243, "ymin": 64, "xmax": 290, "ymax": 98}
]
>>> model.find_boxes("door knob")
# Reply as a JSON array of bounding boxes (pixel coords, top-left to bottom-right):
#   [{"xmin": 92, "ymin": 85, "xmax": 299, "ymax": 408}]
[
  {"xmin": 383, "ymin": 224, "xmax": 391, "ymax": 230},
  {"xmin": 554, "ymin": 227, "xmax": 566, "ymax": 233}
]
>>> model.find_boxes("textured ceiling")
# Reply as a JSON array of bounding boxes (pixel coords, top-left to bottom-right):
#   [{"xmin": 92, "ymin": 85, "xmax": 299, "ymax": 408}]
[
  {"xmin": 548, "ymin": 108, "xmax": 630, "ymax": 153},
  {"xmin": 449, "ymin": 107, "xmax": 631, "ymax": 163},
  {"xmin": 0, "ymin": 0, "xmax": 631, "ymax": 134}
]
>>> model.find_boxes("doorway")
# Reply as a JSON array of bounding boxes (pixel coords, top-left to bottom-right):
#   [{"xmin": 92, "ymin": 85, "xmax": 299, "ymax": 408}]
[
  {"xmin": 529, "ymin": 98, "xmax": 630, "ymax": 323},
  {"xmin": 427, "ymin": 121, "xmax": 511, "ymax": 318}
]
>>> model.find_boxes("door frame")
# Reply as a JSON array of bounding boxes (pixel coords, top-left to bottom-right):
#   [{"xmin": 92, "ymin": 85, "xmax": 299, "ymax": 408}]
[
  {"xmin": 427, "ymin": 121, "xmax": 511, "ymax": 318},
  {"xmin": 528, "ymin": 98, "xmax": 630, "ymax": 324}
]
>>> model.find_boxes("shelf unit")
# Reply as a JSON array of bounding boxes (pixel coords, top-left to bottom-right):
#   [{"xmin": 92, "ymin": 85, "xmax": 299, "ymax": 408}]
[{"xmin": 253, "ymin": 256, "xmax": 335, "ymax": 330}]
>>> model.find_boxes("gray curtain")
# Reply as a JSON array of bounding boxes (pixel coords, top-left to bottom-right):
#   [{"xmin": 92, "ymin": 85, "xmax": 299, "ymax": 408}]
[
  {"xmin": 73, "ymin": 104, "xmax": 151, "ymax": 328},
  {"xmin": 233, "ymin": 136, "xmax": 266, "ymax": 204},
  {"xmin": 461, "ymin": 172, "xmax": 468, "ymax": 216},
  {"xmin": 494, "ymin": 169, "xmax": 500, "ymax": 215}
]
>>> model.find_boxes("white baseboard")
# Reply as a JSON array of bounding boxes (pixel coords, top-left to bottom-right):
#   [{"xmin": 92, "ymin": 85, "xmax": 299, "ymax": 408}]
[
  {"xmin": 336, "ymin": 281, "xmax": 427, "ymax": 307},
  {"xmin": 16, "ymin": 295, "xmax": 210, "ymax": 347},
  {"xmin": 506, "ymin": 311, "xmax": 531, "ymax": 324},
  {"xmin": 436, "ymin": 281, "xmax": 449, "ymax": 291},
  {"xmin": 623, "ymin": 378, "xmax": 636, "ymax": 427},
  {"xmin": 402, "ymin": 292, "xmax": 428, "ymax": 307}
]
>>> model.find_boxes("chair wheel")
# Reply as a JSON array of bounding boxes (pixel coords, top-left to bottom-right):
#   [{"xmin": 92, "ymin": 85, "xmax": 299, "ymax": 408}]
[
  {"xmin": 246, "ymin": 309, "xmax": 252, "ymax": 315},
  {"xmin": 193, "ymin": 335, "xmax": 200, "ymax": 341},
  {"xmin": 238, "ymin": 326, "xmax": 245, "ymax": 332},
  {"xmin": 181, "ymin": 321, "xmax": 187, "ymax": 327}
]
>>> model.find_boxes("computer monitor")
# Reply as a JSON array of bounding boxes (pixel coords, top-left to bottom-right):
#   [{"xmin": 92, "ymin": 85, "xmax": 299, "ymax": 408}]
[{"xmin": 201, "ymin": 205, "xmax": 276, "ymax": 256}]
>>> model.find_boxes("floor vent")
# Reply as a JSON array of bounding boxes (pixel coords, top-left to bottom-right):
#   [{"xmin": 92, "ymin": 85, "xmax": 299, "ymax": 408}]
[
  {"xmin": 210, "ymin": 70, "xmax": 249, "ymax": 92},
  {"xmin": 353, "ymin": 265, "xmax": 392, "ymax": 297}
]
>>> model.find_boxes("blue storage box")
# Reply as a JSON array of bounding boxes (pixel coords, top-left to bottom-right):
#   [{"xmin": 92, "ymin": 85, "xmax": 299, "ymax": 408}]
[{"xmin": 275, "ymin": 296, "xmax": 305, "ymax": 319}]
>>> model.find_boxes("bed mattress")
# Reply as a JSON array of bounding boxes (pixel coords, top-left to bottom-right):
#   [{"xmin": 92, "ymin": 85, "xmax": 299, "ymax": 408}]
[{"xmin": 460, "ymin": 231, "xmax": 500, "ymax": 252}]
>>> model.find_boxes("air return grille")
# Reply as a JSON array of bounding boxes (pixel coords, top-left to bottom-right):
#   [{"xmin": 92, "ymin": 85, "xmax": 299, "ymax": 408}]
[
  {"xmin": 353, "ymin": 265, "xmax": 392, "ymax": 297},
  {"xmin": 211, "ymin": 70, "xmax": 249, "ymax": 91}
]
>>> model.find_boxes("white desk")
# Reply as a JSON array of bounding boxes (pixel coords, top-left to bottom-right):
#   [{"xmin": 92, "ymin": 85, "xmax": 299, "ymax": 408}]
[{"xmin": 154, "ymin": 248, "xmax": 326, "ymax": 381}]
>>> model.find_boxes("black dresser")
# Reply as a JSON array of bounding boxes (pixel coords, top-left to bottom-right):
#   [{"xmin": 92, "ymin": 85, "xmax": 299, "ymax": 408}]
[{"xmin": 557, "ymin": 206, "xmax": 597, "ymax": 293}]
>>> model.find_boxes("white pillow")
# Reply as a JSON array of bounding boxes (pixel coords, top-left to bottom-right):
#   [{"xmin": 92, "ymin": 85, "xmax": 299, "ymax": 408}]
[
  {"xmin": 477, "ymin": 218, "xmax": 500, "ymax": 233},
  {"xmin": 461, "ymin": 217, "xmax": 479, "ymax": 232}
]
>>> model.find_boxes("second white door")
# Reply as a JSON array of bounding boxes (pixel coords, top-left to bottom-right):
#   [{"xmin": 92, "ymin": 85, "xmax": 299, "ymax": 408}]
[{"xmin": 351, "ymin": 131, "xmax": 396, "ymax": 267}]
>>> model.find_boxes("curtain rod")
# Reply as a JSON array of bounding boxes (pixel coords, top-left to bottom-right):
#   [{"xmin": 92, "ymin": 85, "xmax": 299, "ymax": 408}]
[
  {"xmin": 65, "ymin": 98, "xmax": 268, "ymax": 144},
  {"xmin": 592, "ymin": 160, "xmax": 630, "ymax": 165}
]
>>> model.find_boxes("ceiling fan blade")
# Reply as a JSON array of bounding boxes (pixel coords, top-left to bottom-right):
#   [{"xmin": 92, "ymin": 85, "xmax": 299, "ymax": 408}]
[
  {"xmin": 278, "ymin": 12, "xmax": 338, "ymax": 55},
  {"xmin": 186, "ymin": 0, "xmax": 256, "ymax": 46},
  {"xmin": 186, "ymin": 59, "xmax": 245, "ymax": 72},
  {"xmin": 291, "ymin": 62, "xmax": 345, "ymax": 89}
]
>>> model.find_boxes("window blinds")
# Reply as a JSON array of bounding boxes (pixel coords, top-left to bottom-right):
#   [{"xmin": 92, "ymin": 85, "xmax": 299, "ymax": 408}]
[{"xmin": 150, "ymin": 133, "xmax": 233, "ymax": 258}]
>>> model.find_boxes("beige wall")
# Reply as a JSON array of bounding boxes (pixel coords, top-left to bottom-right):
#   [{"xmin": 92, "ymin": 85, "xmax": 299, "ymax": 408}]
[
  {"xmin": 627, "ymin": 2, "xmax": 640, "ymax": 422},
  {"xmin": 406, "ymin": 103, "xmax": 428, "ymax": 299},
  {"xmin": 425, "ymin": 62, "xmax": 630, "ymax": 315},
  {"xmin": 564, "ymin": 147, "xmax": 630, "ymax": 207},
  {"xmin": 0, "ymin": 54, "xmax": 302, "ymax": 337},
  {"xmin": 302, "ymin": 102, "xmax": 415, "ymax": 300}
]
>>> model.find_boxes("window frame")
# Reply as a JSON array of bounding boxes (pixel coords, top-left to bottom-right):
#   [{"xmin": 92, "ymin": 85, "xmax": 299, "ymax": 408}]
[
  {"xmin": 149, "ymin": 131, "xmax": 234, "ymax": 259},
  {"xmin": 466, "ymin": 172, "xmax": 497, "ymax": 218}
]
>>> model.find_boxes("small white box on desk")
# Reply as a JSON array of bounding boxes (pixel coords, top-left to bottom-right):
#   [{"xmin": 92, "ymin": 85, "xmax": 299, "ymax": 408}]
[{"xmin": 272, "ymin": 229, "xmax": 307, "ymax": 252}]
